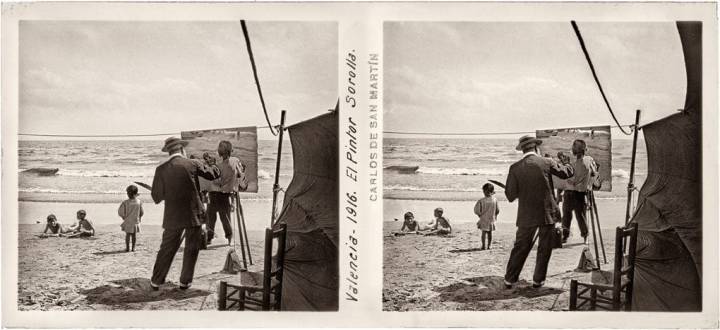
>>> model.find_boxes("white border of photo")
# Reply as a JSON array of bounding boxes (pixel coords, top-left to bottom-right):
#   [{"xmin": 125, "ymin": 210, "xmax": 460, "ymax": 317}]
[{"xmin": 2, "ymin": 2, "xmax": 718, "ymax": 328}]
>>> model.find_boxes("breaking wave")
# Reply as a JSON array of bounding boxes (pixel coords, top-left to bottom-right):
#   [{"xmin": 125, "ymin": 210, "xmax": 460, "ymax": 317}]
[
  {"xmin": 19, "ymin": 187, "xmax": 123, "ymax": 194},
  {"xmin": 384, "ymin": 165, "xmax": 506, "ymax": 176},
  {"xmin": 57, "ymin": 169, "xmax": 155, "ymax": 178},
  {"xmin": 384, "ymin": 185, "xmax": 485, "ymax": 192}
]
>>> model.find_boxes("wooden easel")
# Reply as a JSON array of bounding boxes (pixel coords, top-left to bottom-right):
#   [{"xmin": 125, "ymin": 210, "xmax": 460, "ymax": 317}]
[
  {"xmin": 229, "ymin": 109, "xmax": 287, "ymax": 269},
  {"xmin": 586, "ymin": 191, "xmax": 607, "ymax": 269},
  {"xmin": 232, "ymin": 192, "xmax": 253, "ymax": 269},
  {"xmin": 585, "ymin": 110, "xmax": 642, "ymax": 269}
]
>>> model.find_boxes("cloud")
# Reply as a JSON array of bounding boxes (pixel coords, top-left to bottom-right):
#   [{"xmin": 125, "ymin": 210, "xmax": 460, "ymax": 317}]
[
  {"xmin": 384, "ymin": 22, "xmax": 687, "ymax": 134},
  {"xmin": 19, "ymin": 21, "xmax": 337, "ymax": 139}
]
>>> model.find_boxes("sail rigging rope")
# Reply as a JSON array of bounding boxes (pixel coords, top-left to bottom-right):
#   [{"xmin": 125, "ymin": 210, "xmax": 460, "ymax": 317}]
[
  {"xmin": 571, "ymin": 21, "xmax": 633, "ymax": 136},
  {"xmin": 18, "ymin": 133, "xmax": 179, "ymax": 138},
  {"xmin": 20, "ymin": 124, "xmax": 634, "ymax": 138},
  {"xmin": 18, "ymin": 125, "xmax": 277, "ymax": 138},
  {"xmin": 241, "ymin": 20, "xmax": 278, "ymax": 136},
  {"xmin": 383, "ymin": 125, "xmax": 634, "ymax": 136}
]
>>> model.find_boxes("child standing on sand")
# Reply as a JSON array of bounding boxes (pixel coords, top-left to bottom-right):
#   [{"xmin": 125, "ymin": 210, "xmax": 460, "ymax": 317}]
[
  {"xmin": 118, "ymin": 185, "xmax": 144, "ymax": 252},
  {"xmin": 474, "ymin": 183, "xmax": 499, "ymax": 250}
]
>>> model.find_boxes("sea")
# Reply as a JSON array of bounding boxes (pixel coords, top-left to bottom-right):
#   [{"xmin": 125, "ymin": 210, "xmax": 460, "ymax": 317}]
[
  {"xmin": 18, "ymin": 140, "xmax": 293, "ymax": 203},
  {"xmin": 384, "ymin": 138, "xmax": 648, "ymax": 201},
  {"xmin": 18, "ymin": 138, "xmax": 647, "ymax": 206}
]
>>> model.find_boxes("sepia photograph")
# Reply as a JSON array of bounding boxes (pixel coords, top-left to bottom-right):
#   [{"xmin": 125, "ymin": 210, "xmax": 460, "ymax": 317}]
[
  {"xmin": 3, "ymin": 2, "xmax": 717, "ymax": 328},
  {"xmin": 15, "ymin": 20, "xmax": 339, "ymax": 312},
  {"xmin": 383, "ymin": 21, "xmax": 702, "ymax": 312}
]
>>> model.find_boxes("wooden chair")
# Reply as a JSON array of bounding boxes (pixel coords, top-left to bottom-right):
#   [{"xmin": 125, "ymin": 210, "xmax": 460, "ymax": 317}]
[
  {"xmin": 218, "ymin": 224, "xmax": 287, "ymax": 311},
  {"xmin": 569, "ymin": 222, "xmax": 638, "ymax": 311}
]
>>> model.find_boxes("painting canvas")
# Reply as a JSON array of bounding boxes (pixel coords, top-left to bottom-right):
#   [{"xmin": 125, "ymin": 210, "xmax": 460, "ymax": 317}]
[
  {"xmin": 536, "ymin": 125, "xmax": 612, "ymax": 191},
  {"xmin": 181, "ymin": 126, "xmax": 259, "ymax": 193}
]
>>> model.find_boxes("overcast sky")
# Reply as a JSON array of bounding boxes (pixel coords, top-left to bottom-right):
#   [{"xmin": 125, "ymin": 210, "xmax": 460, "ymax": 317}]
[
  {"xmin": 20, "ymin": 21, "xmax": 337, "ymax": 140},
  {"xmin": 384, "ymin": 22, "xmax": 687, "ymax": 139}
]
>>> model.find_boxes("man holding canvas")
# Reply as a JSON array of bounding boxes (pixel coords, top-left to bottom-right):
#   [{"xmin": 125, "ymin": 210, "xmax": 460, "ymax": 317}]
[
  {"xmin": 206, "ymin": 140, "xmax": 248, "ymax": 245},
  {"xmin": 561, "ymin": 139, "xmax": 598, "ymax": 244}
]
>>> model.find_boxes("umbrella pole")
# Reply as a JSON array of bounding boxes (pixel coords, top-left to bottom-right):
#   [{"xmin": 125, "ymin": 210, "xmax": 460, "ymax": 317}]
[
  {"xmin": 271, "ymin": 110, "xmax": 287, "ymax": 227},
  {"xmin": 625, "ymin": 110, "xmax": 642, "ymax": 225}
]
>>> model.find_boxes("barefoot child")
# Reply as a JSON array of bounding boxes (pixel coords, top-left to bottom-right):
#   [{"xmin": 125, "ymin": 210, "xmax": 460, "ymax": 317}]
[
  {"xmin": 400, "ymin": 212, "xmax": 420, "ymax": 233},
  {"xmin": 390, "ymin": 211, "xmax": 422, "ymax": 236},
  {"xmin": 474, "ymin": 183, "xmax": 499, "ymax": 250},
  {"xmin": 41, "ymin": 214, "xmax": 67, "ymax": 237},
  {"xmin": 67, "ymin": 210, "xmax": 95, "ymax": 238},
  {"xmin": 424, "ymin": 207, "xmax": 452, "ymax": 236},
  {"xmin": 118, "ymin": 185, "xmax": 144, "ymax": 252}
]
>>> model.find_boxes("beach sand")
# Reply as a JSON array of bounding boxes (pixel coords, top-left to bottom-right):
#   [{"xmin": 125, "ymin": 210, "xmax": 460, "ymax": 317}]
[
  {"xmin": 383, "ymin": 198, "xmax": 627, "ymax": 311},
  {"xmin": 17, "ymin": 201, "xmax": 270, "ymax": 311}
]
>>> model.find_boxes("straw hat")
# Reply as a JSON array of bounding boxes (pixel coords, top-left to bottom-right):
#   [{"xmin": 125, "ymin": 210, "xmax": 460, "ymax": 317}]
[
  {"xmin": 515, "ymin": 135, "xmax": 543, "ymax": 151},
  {"xmin": 161, "ymin": 137, "xmax": 189, "ymax": 152}
]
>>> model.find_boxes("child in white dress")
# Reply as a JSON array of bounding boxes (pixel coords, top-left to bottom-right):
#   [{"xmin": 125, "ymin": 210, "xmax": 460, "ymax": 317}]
[
  {"xmin": 474, "ymin": 183, "xmax": 499, "ymax": 250},
  {"xmin": 118, "ymin": 185, "xmax": 144, "ymax": 252}
]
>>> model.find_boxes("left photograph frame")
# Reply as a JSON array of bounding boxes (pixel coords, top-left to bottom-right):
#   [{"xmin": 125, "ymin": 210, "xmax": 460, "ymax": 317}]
[{"xmin": 8, "ymin": 17, "xmax": 339, "ymax": 316}]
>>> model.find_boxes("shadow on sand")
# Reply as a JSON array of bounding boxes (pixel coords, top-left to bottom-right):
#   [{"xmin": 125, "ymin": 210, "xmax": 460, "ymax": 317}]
[
  {"xmin": 449, "ymin": 247, "xmax": 485, "ymax": 253},
  {"xmin": 81, "ymin": 277, "xmax": 210, "ymax": 306},
  {"xmin": 92, "ymin": 250, "xmax": 130, "ymax": 256},
  {"xmin": 433, "ymin": 276, "xmax": 563, "ymax": 303},
  {"xmin": 562, "ymin": 242, "xmax": 588, "ymax": 248}
]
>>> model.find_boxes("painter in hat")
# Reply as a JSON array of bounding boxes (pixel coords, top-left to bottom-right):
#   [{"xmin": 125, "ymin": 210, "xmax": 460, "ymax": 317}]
[
  {"xmin": 161, "ymin": 137, "xmax": 189, "ymax": 153},
  {"xmin": 515, "ymin": 135, "xmax": 543, "ymax": 152},
  {"xmin": 502, "ymin": 134, "xmax": 574, "ymax": 290},
  {"xmin": 149, "ymin": 136, "xmax": 220, "ymax": 291}
]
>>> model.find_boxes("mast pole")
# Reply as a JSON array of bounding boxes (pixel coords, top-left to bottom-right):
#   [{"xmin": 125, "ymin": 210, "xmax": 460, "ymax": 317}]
[
  {"xmin": 271, "ymin": 110, "xmax": 287, "ymax": 227},
  {"xmin": 625, "ymin": 109, "xmax": 641, "ymax": 225}
]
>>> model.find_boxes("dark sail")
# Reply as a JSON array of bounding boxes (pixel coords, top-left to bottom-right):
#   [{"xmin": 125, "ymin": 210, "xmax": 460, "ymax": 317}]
[
  {"xmin": 630, "ymin": 22, "xmax": 702, "ymax": 311},
  {"xmin": 277, "ymin": 109, "xmax": 338, "ymax": 311}
]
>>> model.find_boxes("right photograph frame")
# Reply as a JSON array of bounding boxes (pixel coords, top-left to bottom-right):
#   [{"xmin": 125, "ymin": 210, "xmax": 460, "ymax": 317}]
[{"xmin": 382, "ymin": 21, "xmax": 702, "ymax": 312}]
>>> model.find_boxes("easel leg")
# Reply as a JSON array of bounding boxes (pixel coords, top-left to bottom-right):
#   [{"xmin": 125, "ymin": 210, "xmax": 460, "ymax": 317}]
[
  {"xmin": 587, "ymin": 194, "xmax": 601, "ymax": 270},
  {"xmin": 233, "ymin": 195, "xmax": 248, "ymax": 270},
  {"xmin": 236, "ymin": 197, "xmax": 253, "ymax": 265},
  {"xmin": 590, "ymin": 191, "xmax": 608, "ymax": 264}
]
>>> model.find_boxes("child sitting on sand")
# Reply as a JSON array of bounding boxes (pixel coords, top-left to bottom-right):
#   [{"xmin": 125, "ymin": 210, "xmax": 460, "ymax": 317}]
[
  {"xmin": 401, "ymin": 211, "xmax": 420, "ymax": 232},
  {"xmin": 118, "ymin": 185, "xmax": 144, "ymax": 252},
  {"xmin": 474, "ymin": 183, "xmax": 500, "ymax": 250},
  {"xmin": 397, "ymin": 211, "xmax": 421, "ymax": 235},
  {"xmin": 67, "ymin": 209, "xmax": 95, "ymax": 238},
  {"xmin": 41, "ymin": 214, "xmax": 67, "ymax": 237},
  {"xmin": 424, "ymin": 207, "xmax": 452, "ymax": 236}
]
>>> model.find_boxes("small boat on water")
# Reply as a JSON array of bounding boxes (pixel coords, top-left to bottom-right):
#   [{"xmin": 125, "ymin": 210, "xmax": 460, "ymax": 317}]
[
  {"xmin": 22, "ymin": 168, "xmax": 59, "ymax": 176},
  {"xmin": 384, "ymin": 165, "xmax": 420, "ymax": 174}
]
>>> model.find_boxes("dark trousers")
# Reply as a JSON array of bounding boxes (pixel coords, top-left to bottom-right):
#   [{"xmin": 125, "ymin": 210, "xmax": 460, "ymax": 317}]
[
  {"xmin": 505, "ymin": 224, "xmax": 554, "ymax": 284},
  {"xmin": 151, "ymin": 226, "xmax": 202, "ymax": 285},
  {"xmin": 207, "ymin": 192, "xmax": 233, "ymax": 241},
  {"xmin": 562, "ymin": 190, "xmax": 589, "ymax": 239}
]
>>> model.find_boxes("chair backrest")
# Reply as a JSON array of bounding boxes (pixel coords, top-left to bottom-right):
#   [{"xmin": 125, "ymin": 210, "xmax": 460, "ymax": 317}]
[
  {"xmin": 613, "ymin": 222, "xmax": 638, "ymax": 308},
  {"xmin": 262, "ymin": 223, "xmax": 287, "ymax": 309}
]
